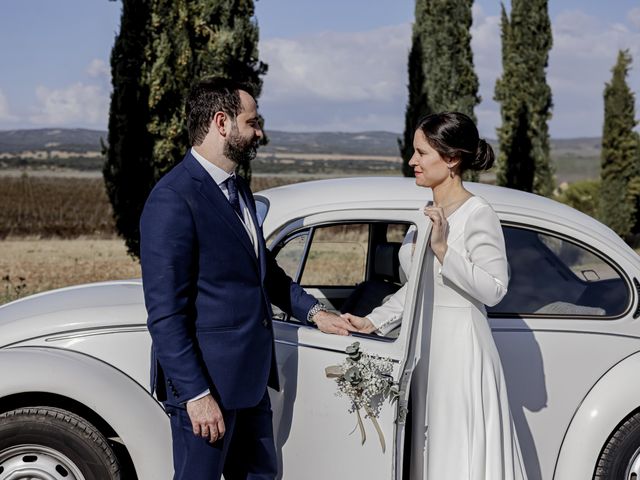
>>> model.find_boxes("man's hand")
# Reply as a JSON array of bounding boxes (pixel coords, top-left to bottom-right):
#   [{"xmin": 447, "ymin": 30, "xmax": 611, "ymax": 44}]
[
  {"xmin": 312, "ymin": 310, "xmax": 357, "ymax": 335},
  {"xmin": 186, "ymin": 394, "xmax": 225, "ymax": 443},
  {"xmin": 341, "ymin": 313, "xmax": 377, "ymax": 334}
]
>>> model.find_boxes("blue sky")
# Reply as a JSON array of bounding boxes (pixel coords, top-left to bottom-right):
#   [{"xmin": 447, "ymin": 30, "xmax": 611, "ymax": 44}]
[{"xmin": 0, "ymin": 1, "xmax": 639, "ymax": 138}]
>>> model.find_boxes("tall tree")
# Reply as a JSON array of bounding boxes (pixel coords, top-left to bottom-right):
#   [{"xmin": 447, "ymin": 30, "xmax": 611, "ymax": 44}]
[
  {"xmin": 599, "ymin": 50, "xmax": 640, "ymax": 238},
  {"xmin": 104, "ymin": 0, "xmax": 267, "ymax": 257},
  {"xmin": 399, "ymin": 0, "xmax": 430, "ymax": 178},
  {"xmin": 400, "ymin": 0, "xmax": 480, "ymax": 179},
  {"xmin": 494, "ymin": 0, "xmax": 553, "ymax": 196},
  {"xmin": 103, "ymin": 0, "xmax": 154, "ymax": 258}
]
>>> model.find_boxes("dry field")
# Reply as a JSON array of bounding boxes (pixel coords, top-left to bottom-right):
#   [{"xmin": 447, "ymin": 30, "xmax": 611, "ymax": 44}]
[
  {"xmin": 0, "ymin": 173, "xmax": 317, "ymax": 304},
  {"xmin": 0, "ymin": 175, "xmax": 115, "ymax": 238},
  {"xmin": 0, "ymin": 174, "xmax": 312, "ymax": 239},
  {"xmin": 0, "ymin": 238, "xmax": 140, "ymax": 304}
]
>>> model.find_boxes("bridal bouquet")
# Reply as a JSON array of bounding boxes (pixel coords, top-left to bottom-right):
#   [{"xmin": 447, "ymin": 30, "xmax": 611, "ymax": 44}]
[{"xmin": 325, "ymin": 342, "xmax": 399, "ymax": 452}]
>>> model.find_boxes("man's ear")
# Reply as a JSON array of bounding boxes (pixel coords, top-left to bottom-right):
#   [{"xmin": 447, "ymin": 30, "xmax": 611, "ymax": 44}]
[{"xmin": 213, "ymin": 111, "xmax": 227, "ymax": 136}]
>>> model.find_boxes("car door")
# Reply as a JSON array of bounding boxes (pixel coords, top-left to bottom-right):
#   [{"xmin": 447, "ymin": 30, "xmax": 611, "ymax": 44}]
[{"xmin": 264, "ymin": 208, "xmax": 432, "ymax": 480}]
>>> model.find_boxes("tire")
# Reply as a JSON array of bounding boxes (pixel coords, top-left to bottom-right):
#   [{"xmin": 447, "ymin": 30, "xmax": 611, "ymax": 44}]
[
  {"xmin": 0, "ymin": 406, "xmax": 120, "ymax": 480},
  {"xmin": 594, "ymin": 412, "xmax": 640, "ymax": 479}
]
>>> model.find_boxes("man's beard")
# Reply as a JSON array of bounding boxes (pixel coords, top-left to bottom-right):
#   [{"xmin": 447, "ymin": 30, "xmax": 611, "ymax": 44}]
[{"xmin": 223, "ymin": 124, "xmax": 258, "ymax": 169}]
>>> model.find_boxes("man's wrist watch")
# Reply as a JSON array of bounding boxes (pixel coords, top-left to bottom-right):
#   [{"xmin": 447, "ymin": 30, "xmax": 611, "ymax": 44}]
[{"xmin": 307, "ymin": 302, "xmax": 328, "ymax": 324}]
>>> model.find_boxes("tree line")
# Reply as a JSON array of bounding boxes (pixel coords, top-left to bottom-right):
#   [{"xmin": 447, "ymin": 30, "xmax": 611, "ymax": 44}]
[{"xmin": 105, "ymin": 0, "xmax": 640, "ymax": 256}]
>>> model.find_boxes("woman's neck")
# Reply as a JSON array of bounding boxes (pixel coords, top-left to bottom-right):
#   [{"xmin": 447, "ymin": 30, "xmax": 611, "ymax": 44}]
[{"xmin": 431, "ymin": 177, "xmax": 467, "ymax": 207}]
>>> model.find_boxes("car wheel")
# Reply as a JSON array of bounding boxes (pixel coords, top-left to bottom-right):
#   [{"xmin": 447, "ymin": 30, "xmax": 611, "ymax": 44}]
[
  {"xmin": 594, "ymin": 412, "xmax": 640, "ymax": 479},
  {"xmin": 0, "ymin": 406, "xmax": 120, "ymax": 480}
]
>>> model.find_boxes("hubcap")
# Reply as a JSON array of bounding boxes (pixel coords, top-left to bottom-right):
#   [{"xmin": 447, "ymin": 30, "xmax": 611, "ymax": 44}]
[
  {"xmin": 0, "ymin": 445, "xmax": 85, "ymax": 480},
  {"xmin": 626, "ymin": 446, "xmax": 640, "ymax": 480}
]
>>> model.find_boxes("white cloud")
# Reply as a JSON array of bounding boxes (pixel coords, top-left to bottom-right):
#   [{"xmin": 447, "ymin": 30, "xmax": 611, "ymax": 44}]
[
  {"xmin": 470, "ymin": 5, "xmax": 502, "ymax": 138},
  {"xmin": 258, "ymin": 24, "xmax": 411, "ymax": 132},
  {"xmin": 261, "ymin": 24, "xmax": 410, "ymax": 104},
  {"xmin": 86, "ymin": 59, "xmax": 110, "ymax": 79},
  {"xmin": 628, "ymin": 7, "xmax": 640, "ymax": 29},
  {"xmin": 0, "ymin": 89, "xmax": 17, "ymax": 122},
  {"xmin": 30, "ymin": 82, "xmax": 109, "ymax": 126},
  {"xmin": 468, "ymin": 7, "xmax": 640, "ymax": 138},
  {"xmin": 261, "ymin": 6, "xmax": 640, "ymax": 137},
  {"xmin": 259, "ymin": 8, "xmax": 507, "ymax": 135},
  {"xmin": 549, "ymin": 10, "xmax": 640, "ymax": 136}
]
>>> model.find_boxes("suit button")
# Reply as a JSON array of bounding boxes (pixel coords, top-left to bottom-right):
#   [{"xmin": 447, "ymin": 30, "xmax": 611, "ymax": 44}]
[{"xmin": 262, "ymin": 318, "xmax": 270, "ymax": 328}]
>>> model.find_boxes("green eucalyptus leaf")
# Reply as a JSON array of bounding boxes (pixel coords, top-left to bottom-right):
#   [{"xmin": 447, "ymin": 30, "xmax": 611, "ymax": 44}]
[{"xmin": 345, "ymin": 366, "xmax": 363, "ymax": 386}]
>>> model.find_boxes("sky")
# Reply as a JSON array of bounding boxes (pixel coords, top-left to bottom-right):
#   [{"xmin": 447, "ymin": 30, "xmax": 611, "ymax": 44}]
[{"xmin": 0, "ymin": 1, "xmax": 639, "ymax": 139}]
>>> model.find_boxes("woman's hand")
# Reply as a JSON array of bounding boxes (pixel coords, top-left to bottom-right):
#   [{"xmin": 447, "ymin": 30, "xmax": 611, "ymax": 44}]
[
  {"xmin": 424, "ymin": 204, "xmax": 448, "ymax": 263},
  {"xmin": 341, "ymin": 313, "xmax": 377, "ymax": 334}
]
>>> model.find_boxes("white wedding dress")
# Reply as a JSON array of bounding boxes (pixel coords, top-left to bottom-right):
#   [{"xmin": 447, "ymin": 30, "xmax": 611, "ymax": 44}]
[{"xmin": 367, "ymin": 196, "xmax": 527, "ymax": 480}]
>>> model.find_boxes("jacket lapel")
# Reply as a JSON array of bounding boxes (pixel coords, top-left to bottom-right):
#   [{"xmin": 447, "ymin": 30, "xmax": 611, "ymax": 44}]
[{"xmin": 183, "ymin": 153, "xmax": 258, "ymax": 265}]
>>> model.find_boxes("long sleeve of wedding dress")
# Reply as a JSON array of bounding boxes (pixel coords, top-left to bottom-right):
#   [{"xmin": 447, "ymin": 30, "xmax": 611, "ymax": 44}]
[{"xmin": 439, "ymin": 203, "xmax": 509, "ymax": 307}]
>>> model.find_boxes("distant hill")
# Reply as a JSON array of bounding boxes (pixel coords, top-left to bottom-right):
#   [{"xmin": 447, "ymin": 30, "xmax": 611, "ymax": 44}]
[
  {"xmin": 0, "ymin": 128, "xmax": 106, "ymax": 153},
  {"xmin": 0, "ymin": 128, "xmax": 603, "ymax": 182},
  {"xmin": 262, "ymin": 131, "xmax": 402, "ymax": 156},
  {"xmin": 0, "ymin": 128, "xmax": 402, "ymax": 156}
]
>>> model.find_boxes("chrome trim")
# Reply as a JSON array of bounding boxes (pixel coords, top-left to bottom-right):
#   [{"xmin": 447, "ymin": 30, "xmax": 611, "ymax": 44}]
[
  {"xmin": 274, "ymin": 337, "xmax": 400, "ymax": 363},
  {"xmin": 45, "ymin": 326, "xmax": 148, "ymax": 342}
]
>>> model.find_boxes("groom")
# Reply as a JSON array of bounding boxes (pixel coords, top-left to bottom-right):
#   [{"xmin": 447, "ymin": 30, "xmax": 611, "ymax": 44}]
[{"xmin": 140, "ymin": 78, "xmax": 354, "ymax": 479}]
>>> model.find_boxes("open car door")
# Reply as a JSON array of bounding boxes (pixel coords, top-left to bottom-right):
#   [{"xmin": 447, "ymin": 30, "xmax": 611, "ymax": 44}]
[{"xmin": 264, "ymin": 207, "xmax": 433, "ymax": 479}]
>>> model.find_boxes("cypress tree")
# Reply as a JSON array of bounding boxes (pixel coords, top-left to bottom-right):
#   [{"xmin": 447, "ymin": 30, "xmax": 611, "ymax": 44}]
[
  {"xmin": 400, "ymin": 0, "xmax": 480, "ymax": 180},
  {"xmin": 494, "ymin": 0, "xmax": 553, "ymax": 195},
  {"xmin": 104, "ymin": 0, "xmax": 267, "ymax": 257},
  {"xmin": 146, "ymin": 0, "xmax": 267, "ymax": 182},
  {"xmin": 399, "ymin": 0, "xmax": 430, "ymax": 178},
  {"xmin": 103, "ymin": 0, "xmax": 154, "ymax": 257},
  {"xmin": 599, "ymin": 50, "xmax": 640, "ymax": 238}
]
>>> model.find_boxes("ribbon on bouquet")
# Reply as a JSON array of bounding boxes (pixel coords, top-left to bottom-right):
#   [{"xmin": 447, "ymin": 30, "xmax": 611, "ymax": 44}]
[{"xmin": 325, "ymin": 360, "xmax": 389, "ymax": 453}]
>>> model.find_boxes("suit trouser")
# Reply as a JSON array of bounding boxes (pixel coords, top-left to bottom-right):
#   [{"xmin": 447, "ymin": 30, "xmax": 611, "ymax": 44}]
[{"xmin": 165, "ymin": 390, "xmax": 277, "ymax": 480}]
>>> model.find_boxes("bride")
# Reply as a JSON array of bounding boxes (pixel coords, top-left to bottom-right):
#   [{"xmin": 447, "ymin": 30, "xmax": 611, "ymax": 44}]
[{"xmin": 342, "ymin": 112, "xmax": 527, "ymax": 479}]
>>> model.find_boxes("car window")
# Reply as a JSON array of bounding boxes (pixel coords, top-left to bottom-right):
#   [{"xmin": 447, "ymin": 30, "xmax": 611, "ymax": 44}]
[
  {"xmin": 276, "ymin": 232, "xmax": 308, "ymax": 281},
  {"xmin": 272, "ymin": 221, "xmax": 411, "ymax": 327},
  {"xmin": 301, "ymin": 224, "xmax": 369, "ymax": 286},
  {"xmin": 488, "ymin": 226, "xmax": 630, "ymax": 317}
]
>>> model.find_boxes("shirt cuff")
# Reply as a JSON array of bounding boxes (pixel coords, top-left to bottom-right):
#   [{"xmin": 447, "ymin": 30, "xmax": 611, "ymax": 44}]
[{"xmin": 187, "ymin": 389, "xmax": 210, "ymax": 403}]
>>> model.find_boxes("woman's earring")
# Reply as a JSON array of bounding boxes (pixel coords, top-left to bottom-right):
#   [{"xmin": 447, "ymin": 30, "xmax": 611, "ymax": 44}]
[{"xmin": 448, "ymin": 165, "xmax": 453, "ymax": 178}]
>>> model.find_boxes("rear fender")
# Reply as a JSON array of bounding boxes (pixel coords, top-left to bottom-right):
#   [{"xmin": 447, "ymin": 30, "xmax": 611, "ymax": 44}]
[{"xmin": 554, "ymin": 351, "xmax": 640, "ymax": 479}]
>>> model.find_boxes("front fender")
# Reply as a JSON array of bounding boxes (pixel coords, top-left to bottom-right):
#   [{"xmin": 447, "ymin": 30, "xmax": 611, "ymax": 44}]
[
  {"xmin": 0, "ymin": 347, "xmax": 172, "ymax": 480},
  {"xmin": 554, "ymin": 350, "xmax": 640, "ymax": 479}
]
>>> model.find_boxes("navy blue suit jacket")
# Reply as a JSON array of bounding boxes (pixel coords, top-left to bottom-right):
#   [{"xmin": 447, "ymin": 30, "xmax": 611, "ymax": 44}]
[{"xmin": 140, "ymin": 152, "xmax": 317, "ymax": 410}]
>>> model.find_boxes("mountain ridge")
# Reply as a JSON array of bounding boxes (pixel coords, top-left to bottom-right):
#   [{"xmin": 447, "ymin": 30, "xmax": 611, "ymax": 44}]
[{"xmin": 0, "ymin": 127, "xmax": 601, "ymax": 157}]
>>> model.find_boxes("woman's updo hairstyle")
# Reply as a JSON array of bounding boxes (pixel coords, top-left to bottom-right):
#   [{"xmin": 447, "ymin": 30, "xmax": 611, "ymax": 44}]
[{"xmin": 416, "ymin": 112, "xmax": 494, "ymax": 172}]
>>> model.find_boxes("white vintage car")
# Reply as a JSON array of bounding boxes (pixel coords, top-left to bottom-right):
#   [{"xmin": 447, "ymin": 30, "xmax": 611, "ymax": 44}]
[{"xmin": 0, "ymin": 177, "xmax": 638, "ymax": 480}]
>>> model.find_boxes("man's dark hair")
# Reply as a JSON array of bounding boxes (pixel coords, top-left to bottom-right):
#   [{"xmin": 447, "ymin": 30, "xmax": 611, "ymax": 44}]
[{"xmin": 186, "ymin": 78, "xmax": 255, "ymax": 146}]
